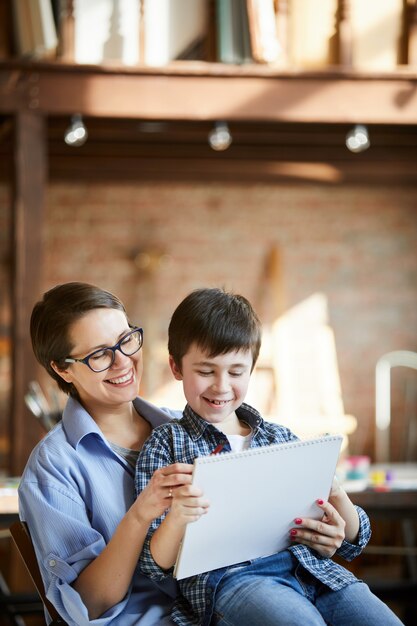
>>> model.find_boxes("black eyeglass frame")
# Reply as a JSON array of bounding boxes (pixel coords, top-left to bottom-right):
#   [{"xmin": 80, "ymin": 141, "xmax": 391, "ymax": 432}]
[{"xmin": 64, "ymin": 327, "xmax": 143, "ymax": 373}]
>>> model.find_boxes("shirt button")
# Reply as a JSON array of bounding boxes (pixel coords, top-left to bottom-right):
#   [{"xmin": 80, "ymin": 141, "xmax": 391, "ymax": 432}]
[{"xmin": 49, "ymin": 559, "xmax": 56, "ymax": 567}]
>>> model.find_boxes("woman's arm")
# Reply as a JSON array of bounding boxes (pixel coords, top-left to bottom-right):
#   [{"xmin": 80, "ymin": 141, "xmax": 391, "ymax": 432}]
[
  {"xmin": 289, "ymin": 478, "xmax": 363, "ymax": 557},
  {"xmin": 73, "ymin": 463, "xmax": 192, "ymax": 620},
  {"xmin": 328, "ymin": 478, "xmax": 359, "ymax": 543}
]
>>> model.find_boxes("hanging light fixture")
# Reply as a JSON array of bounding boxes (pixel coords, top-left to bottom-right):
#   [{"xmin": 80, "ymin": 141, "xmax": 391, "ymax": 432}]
[
  {"xmin": 208, "ymin": 121, "xmax": 232, "ymax": 151},
  {"xmin": 345, "ymin": 125, "xmax": 370, "ymax": 153},
  {"xmin": 64, "ymin": 114, "xmax": 88, "ymax": 147}
]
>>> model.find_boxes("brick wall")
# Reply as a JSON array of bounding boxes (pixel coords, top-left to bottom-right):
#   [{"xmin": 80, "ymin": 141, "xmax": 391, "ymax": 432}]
[{"xmin": 2, "ymin": 180, "xmax": 417, "ymax": 461}]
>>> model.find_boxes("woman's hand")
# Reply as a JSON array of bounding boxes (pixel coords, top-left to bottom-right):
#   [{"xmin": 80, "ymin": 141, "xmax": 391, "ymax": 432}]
[
  {"xmin": 134, "ymin": 462, "xmax": 193, "ymax": 525},
  {"xmin": 148, "ymin": 480, "xmax": 209, "ymax": 570},
  {"xmin": 289, "ymin": 498, "xmax": 346, "ymax": 558}
]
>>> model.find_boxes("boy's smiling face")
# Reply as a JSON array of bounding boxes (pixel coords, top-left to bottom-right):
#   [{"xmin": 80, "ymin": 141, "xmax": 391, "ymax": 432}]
[{"xmin": 169, "ymin": 343, "xmax": 253, "ymax": 427}]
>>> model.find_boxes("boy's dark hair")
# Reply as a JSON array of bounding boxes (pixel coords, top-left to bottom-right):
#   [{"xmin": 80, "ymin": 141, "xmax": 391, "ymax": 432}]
[
  {"xmin": 30, "ymin": 282, "xmax": 127, "ymax": 397},
  {"xmin": 168, "ymin": 288, "xmax": 261, "ymax": 371}
]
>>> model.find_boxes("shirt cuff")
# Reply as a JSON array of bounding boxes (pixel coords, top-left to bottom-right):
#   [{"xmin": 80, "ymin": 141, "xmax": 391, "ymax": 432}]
[
  {"xmin": 336, "ymin": 506, "xmax": 371, "ymax": 561},
  {"xmin": 138, "ymin": 535, "xmax": 174, "ymax": 581}
]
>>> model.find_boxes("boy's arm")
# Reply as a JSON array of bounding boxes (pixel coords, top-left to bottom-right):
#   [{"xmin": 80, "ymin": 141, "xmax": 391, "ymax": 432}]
[
  {"xmin": 149, "ymin": 484, "xmax": 209, "ymax": 570},
  {"xmin": 135, "ymin": 427, "xmax": 208, "ymax": 577},
  {"xmin": 135, "ymin": 427, "xmax": 181, "ymax": 579}
]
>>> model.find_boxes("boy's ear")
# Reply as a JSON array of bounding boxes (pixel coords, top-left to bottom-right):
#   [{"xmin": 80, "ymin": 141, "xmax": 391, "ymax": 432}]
[
  {"xmin": 169, "ymin": 355, "xmax": 183, "ymax": 380},
  {"xmin": 50, "ymin": 360, "xmax": 73, "ymax": 384}
]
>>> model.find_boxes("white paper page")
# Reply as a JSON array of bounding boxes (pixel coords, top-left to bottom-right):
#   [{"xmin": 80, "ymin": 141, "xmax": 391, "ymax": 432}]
[{"xmin": 174, "ymin": 435, "xmax": 342, "ymax": 580}]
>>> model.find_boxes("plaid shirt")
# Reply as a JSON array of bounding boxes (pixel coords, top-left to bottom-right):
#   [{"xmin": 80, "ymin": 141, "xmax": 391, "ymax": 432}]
[{"xmin": 135, "ymin": 404, "xmax": 371, "ymax": 626}]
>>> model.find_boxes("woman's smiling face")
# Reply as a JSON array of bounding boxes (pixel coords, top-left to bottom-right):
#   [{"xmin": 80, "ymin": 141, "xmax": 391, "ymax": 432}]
[{"xmin": 55, "ymin": 307, "xmax": 143, "ymax": 414}]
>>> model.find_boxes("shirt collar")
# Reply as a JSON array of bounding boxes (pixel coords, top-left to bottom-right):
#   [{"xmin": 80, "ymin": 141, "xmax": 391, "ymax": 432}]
[
  {"xmin": 236, "ymin": 402, "xmax": 264, "ymax": 429},
  {"xmin": 181, "ymin": 402, "xmax": 263, "ymax": 441},
  {"xmin": 62, "ymin": 395, "xmax": 173, "ymax": 449}
]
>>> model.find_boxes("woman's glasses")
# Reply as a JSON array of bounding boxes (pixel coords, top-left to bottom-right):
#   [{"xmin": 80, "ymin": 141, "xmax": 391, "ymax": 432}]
[{"xmin": 64, "ymin": 327, "xmax": 143, "ymax": 372}]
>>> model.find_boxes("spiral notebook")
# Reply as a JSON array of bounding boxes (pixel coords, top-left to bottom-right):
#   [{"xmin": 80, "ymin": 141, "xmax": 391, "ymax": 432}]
[{"xmin": 174, "ymin": 435, "xmax": 343, "ymax": 579}]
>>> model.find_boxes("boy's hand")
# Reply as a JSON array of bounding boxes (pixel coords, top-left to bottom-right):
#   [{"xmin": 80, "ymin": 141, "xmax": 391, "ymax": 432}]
[
  {"xmin": 148, "ymin": 481, "xmax": 209, "ymax": 571},
  {"xmin": 168, "ymin": 484, "xmax": 210, "ymax": 527}
]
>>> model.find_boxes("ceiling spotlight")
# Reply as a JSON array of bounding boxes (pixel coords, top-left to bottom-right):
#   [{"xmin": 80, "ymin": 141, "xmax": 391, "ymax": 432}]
[
  {"xmin": 208, "ymin": 121, "xmax": 232, "ymax": 151},
  {"xmin": 64, "ymin": 114, "xmax": 88, "ymax": 147},
  {"xmin": 345, "ymin": 124, "xmax": 370, "ymax": 153}
]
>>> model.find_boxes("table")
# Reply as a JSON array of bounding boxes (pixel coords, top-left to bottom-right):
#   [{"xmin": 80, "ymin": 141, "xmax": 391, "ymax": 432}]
[
  {"xmin": 0, "ymin": 484, "xmax": 19, "ymax": 527},
  {"xmin": 349, "ymin": 488, "xmax": 417, "ymax": 519},
  {"xmin": 350, "ymin": 486, "xmax": 417, "ymax": 575},
  {"xmin": 345, "ymin": 464, "xmax": 417, "ymax": 623},
  {"xmin": 0, "ymin": 488, "xmax": 19, "ymax": 532},
  {"xmin": 344, "ymin": 463, "xmax": 417, "ymax": 516}
]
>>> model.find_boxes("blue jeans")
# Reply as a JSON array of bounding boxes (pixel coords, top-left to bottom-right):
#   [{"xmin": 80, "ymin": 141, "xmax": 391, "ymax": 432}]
[{"xmin": 213, "ymin": 551, "xmax": 404, "ymax": 625}]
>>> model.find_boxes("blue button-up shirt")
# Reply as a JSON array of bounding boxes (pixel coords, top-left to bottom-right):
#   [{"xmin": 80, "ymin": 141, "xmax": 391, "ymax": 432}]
[
  {"xmin": 135, "ymin": 403, "xmax": 371, "ymax": 626},
  {"xmin": 18, "ymin": 396, "xmax": 181, "ymax": 626}
]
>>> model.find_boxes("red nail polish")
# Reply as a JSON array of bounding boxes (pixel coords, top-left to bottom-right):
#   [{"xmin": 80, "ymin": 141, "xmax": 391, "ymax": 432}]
[
  {"xmin": 317, "ymin": 499, "xmax": 324, "ymax": 505},
  {"xmin": 295, "ymin": 518, "xmax": 302, "ymax": 525},
  {"xmin": 290, "ymin": 529, "xmax": 297, "ymax": 536}
]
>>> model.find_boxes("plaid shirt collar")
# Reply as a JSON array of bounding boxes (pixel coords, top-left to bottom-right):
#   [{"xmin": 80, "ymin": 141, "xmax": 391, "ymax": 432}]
[{"xmin": 181, "ymin": 402, "xmax": 264, "ymax": 442}]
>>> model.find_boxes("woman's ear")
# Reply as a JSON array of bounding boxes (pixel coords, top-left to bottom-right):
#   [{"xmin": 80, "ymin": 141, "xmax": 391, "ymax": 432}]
[
  {"xmin": 50, "ymin": 361, "xmax": 73, "ymax": 384},
  {"xmin": 169, "ymin": 355, "xmax": 183, "ymax": 380}
]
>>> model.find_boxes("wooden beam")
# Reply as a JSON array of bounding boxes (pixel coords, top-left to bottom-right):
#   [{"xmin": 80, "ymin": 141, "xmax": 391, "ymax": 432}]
[
  {"xmin": 46, "ymin": 154, "xmax": 417, "ymax": 185},
  {"xmin": 10, "ymin": 111, "xmax": 46, "ymax": 476},
  {"xmin": 34, "ymin": 68, "xmax": 417, "ymax": 125},
  {"xmin": 1, "ymin": 62, "xmax": 417, "ymax": 124}
]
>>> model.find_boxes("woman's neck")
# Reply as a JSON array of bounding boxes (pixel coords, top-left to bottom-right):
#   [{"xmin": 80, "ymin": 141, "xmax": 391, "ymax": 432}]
[{"xmin": 85, "ymin": 400, "xmax": 152, "ymax": 450}]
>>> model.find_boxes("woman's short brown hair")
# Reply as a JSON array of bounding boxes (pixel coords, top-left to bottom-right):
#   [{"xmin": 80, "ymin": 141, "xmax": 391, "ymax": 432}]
[{"xmin": 30, "ymin": 282, "xmax": 127, "ymax": 396}]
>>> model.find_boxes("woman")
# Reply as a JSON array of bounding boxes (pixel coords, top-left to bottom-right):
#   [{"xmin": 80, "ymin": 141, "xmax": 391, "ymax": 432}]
[
  {"xmin": 18, "ymin": 282, "xmax": 387, "ymax": 626},
  {"xmin": 18, "ymin": 282, "xmax": 192, "ymax": 625}
]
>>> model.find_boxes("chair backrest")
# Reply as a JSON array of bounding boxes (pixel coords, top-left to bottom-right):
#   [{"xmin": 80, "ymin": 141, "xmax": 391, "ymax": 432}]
[{"xmin": 9, "ymin": 520, "xmax": 67, "ymax": 625}]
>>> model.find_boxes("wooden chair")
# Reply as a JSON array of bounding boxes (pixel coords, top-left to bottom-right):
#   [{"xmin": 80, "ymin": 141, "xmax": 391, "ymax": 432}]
[{"xmin": 9, "ymin": 520, "xmax": 67, "ymax": 625}]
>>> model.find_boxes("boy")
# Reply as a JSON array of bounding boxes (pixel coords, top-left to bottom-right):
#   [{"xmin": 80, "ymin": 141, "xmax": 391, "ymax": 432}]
[{"xmin": 135, "ymin": 288, "xmax": 403, "ymax": 626}]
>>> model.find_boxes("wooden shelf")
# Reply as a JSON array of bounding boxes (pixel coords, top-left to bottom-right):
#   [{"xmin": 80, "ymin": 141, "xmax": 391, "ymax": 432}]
[{"xmin": 1, "ymin": 60, "xmax": 417, "ymax": 124}]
